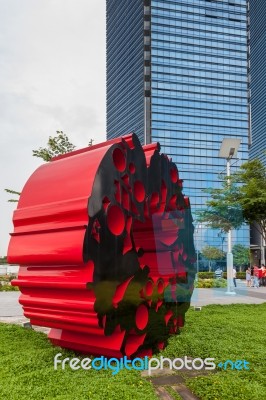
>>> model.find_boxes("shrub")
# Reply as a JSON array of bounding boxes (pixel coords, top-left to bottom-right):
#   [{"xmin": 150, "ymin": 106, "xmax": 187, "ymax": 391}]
[
  {"xmin": 0, "ymin": 284, "xmax": 19, "ymax": 291},
  {"xmin": 0, "ymin": 274, "xmax": 10, "ymax": 283},
  {"xmin": 213, "ymin": 278, "xmax": 227, "ymax": 288},
  {"xmin": 198, "ymin": 271, "xmax": 246, "ymax": 280},
  {"xmin": 194, "ymin": 278, "xmax": 227, "ymax": 288},
  {"xmin": 223, "ymin": 272, "xmax": 246, "ymax": 279},
  {"xmin": 197, "ymin": 272, "xmax": 213, "ymax": 279},
  {"xmin": 8, "ymin": 274, "xmax": 17, "ymax": 282}
]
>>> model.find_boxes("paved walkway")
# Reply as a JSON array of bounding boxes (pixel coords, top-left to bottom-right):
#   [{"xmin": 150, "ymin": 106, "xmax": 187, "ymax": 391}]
[
  {"xmin": 142, "ymin": 365, "xmax": 206, "ymax": 400},
  {"xmin": 191, "ymin": 282, "xmax": 266, "ymax": 307},
  {"xmin": 0, "ymin": 292, "xmax": 50, "ymax": 333},
  {"xmin": 1, "ymin": 282, "xmax": 266, "ymax": 323},
  {"xmin": 0, "ymin": 291, "xmax": 22, "ymax": 318},
  {"xmin": 0, "ymin": 283, "xmax": 265, "ymax": 332}
]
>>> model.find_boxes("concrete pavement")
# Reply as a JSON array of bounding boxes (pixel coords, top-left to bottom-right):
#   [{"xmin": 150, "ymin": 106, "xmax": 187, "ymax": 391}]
[
  {"xmin": 0, "ymin": 291, "xmax": 27, "ymax": 326},
  {"xmin": 0, "ymin": 291, "xmax": 22, "ymax": 317},
  {"xmin": 0, "ymin": 282, "xmax": 265, "ymax": 327},
  {"xmin": 191, "ymin": 285, "xmax": 266, "ymax": 306}
]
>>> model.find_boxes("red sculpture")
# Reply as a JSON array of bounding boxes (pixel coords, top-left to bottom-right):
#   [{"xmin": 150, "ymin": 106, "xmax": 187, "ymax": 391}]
[{"xmin": 8, "ymin": 133, "xmax": 196, "ymax": 357}]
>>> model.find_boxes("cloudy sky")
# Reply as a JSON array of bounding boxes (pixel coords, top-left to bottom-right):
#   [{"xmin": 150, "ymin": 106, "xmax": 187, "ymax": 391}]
[{"xmin": 0, "ymin": 0, "xmax": 106, "ymax": 255}]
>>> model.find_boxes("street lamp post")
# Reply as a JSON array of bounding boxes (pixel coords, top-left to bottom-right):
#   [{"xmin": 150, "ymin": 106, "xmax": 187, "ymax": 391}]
[
  {"xmin": 196, "ymin": 248, "xmax": 199, "ymax": 282},
  {"xmin": 219, "ymin": 138, "xmax": 241, "ymax": 295},
  {"xmin": 195, "ymin": 224, "xmax": 202, "ymax": 282},
  {"xmin": 218, "ymin": 230, "xmax": 225, "ymax": 253}
]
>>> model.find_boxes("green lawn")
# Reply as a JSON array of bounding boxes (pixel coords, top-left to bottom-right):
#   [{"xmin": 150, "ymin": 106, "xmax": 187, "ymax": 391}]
[
  {"xmin": 163, "ymin": 303, "xmax": 266, "ymax": 400},
  {"xmin": 0, "ymin": 303, "xmax": 265, "ymax": 400}
]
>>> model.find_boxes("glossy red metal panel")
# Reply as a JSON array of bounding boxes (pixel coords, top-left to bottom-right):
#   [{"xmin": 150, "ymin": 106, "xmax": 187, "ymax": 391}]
[
  {"xmin": 9, "ymin": 146, "xmax": 118, "ymax": 264},
  {"xmin": 8, "ymin": 228, "xmax": 86, "ymax": 265},
  {"xmin": 8, "ymin": 133, "xmax": 196, "ymax": 357}
]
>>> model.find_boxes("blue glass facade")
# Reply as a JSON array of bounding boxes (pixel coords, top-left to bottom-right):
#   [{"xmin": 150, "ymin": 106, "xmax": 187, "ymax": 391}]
[
  {"xmin": 249, "ymin": 0, "xmax": 266, "ymax": 166},
  {"xmin": 106, "ymin": 0, "xmax": 250, "ymax": 249},
  {"xmin": 248, "ymin": 1, "xmax": 266, "ymax": 262},
  {"xmin": 106, "ymin": 0, "xmax": 145, "ymax": 143}
]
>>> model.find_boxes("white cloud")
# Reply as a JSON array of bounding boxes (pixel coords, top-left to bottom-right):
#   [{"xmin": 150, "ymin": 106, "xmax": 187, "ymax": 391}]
[{"xmin": 0, "ymin": 0, "xmax": 106, "ymax": 255}]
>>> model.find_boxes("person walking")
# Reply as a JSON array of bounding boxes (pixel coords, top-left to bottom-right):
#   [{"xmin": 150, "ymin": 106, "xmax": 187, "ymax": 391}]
[
  {"xmin": 250, "ymin": 266, "xmax": 254, "ymax": 287},
  {"xmin": 253, "ymin": 265, "xmax": 259, "ymax": 288},
  {"xmin": 233, "ymin": 267, "xmax": 237, "ymax": 288},
  {"xmin": 215, "ymin": 267, "xmax": 223, "ymax": 279},
  {"xmin": 258, "ymin": 266, "xmax": 263, "ymax": 287},
  {"xmin": 246, "ymin": 267, "xmax": 251, "ymax": 287},
  {"xmin": 261, "ymin": 265, "xmax": 266, "ymax": 287}
]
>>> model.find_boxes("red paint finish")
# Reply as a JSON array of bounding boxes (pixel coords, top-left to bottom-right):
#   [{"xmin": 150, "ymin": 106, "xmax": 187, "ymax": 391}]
[{"xmin": 8, "ymin": 133, "xmax": 196, "ymax": 357}]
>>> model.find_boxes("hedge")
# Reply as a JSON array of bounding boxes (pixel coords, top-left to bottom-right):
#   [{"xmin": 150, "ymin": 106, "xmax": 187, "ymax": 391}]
[
  {"xmin": 194, "ymin": 278, "xmax": 227, "ymax": 288},
  {"xmin": 0, "ymin": 283, "xmax": 19, "ymax": 291},
  {"xmin": 198, "ymin": 271, "xmax": 246, "ymax": 280}
]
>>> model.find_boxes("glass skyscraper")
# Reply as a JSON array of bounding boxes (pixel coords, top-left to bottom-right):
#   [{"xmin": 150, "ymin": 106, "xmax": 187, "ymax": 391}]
[
  {"xmin": 249, "ymin": 0, "xmax": 266, "ymax": 166},
  {"xmin": 106, "ymin": 0, "xmax": 249, "ymax": 250},
  {"xmin": 248, "ymin": 0, "xmax": 266, "ymax": 263}
]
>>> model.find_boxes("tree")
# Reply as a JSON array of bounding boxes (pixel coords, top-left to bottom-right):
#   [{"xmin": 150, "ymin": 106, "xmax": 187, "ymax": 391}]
[
  {"xmin": 196, "ymin": 158, "xmax": 266, "ymax": 241},
  {"xmin": 32, "ymin": 130, "xmax": 76, "ymax": 161},
  {"xmin": 0, "ymin": 256, "xmax": 8, "ymax": 265},
  {"xmin": 5, "ymin": 131, "xmax": 77, "ymax": 202},
  {"xmin": 232, "ymin": 244, "xmax": 250, "ymax": 271},
  {"xmin": 196, "ymin": 182, "xmax": 244, "ymax": 233},
  {"xmin": 201, "ymin": 245, "xmax": 225, "ymax": 272},
  {"xmin": 4, "ymin": 189, "xmax": 22, "ymax": 203},
  {"xmin": 233, "ymin": 159, "xmax": 266, "ymax": 242}
]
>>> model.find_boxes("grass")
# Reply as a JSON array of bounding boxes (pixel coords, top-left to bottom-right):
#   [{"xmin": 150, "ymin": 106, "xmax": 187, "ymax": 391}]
[
  {"xmin": 161, "ymin": 303, "xmax": 266, "ymax": 400},
  {"xmin": 0, "ymin": 324, "xmax": 156, "ymax": 400},
  {"xmin": 0, "ymin": 303, "xmax": 265, "ymax": 400}
]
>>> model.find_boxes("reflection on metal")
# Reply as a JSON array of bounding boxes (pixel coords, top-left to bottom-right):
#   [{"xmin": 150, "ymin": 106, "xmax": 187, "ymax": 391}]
[{"xmin": 8, "ymin": 133, "xmax": 196, "ymax": 357}]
